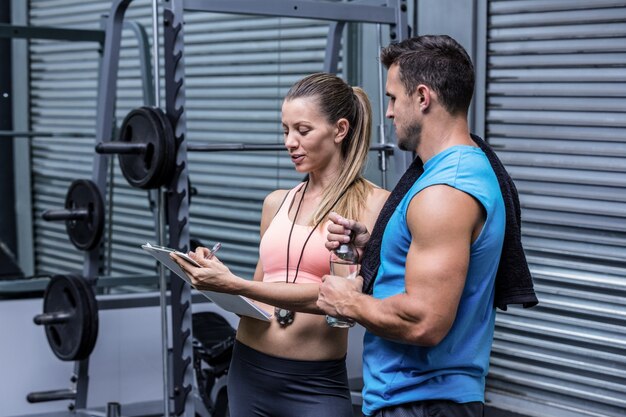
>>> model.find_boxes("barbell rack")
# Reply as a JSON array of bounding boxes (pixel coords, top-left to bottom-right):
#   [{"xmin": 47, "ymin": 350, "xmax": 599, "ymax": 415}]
[{"xmin": 14, "ymin": 0, "xmax": 409, "ymax": 416}]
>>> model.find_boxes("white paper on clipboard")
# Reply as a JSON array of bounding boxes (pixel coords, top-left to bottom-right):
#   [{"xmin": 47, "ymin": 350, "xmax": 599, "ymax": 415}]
[{"xmin": 141, "ymin": 243, "xmax": 272, "ymax": 321}]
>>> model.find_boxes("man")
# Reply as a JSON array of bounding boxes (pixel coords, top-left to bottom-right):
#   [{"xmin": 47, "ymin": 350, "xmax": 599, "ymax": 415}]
[{"xmin": 318, "ymin": 35, "xmax": 505, "ymax": 417}]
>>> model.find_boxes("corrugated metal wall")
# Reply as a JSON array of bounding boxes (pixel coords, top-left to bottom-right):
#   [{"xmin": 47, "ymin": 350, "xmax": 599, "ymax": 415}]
[
  {"xmin": 29, "ymin": 0, "xmax": 105, "ymax": 275},
  {"xmin": 28, "ymin": 0, "xmax": 339, "ymax": 281},
  {"xmin": 485, "ymin": 1, "xmax": 626, "ymax": 416},
  {"xmin": 25, "ymin": 0, "xmax": 626, "ymax": 415}
]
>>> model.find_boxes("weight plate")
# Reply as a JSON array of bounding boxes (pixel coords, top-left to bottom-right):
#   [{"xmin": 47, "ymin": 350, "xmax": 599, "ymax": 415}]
[
  {"xmin": 71, "ymin": 274, "xmax": 99, "ymax": 361},
  {"xmin": 118, "ymin": 107, "xmax": 176, "ymax": 189},
  {"xmin": 148, "ymin": 107, "xmax": 177, "ymax": 189},
  {"xmin": 42, "ymin": 274, "xmax": 98, "ymax": 361},
  {"xmin": 136, "ymin": 107, "xmax": 170, "ymax": 189},
  {"xmin": 65, "ymin": 180, "xmax": 104, "ymax": 251}
]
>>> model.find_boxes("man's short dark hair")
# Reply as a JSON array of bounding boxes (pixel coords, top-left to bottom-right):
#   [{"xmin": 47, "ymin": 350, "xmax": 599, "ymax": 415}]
[{"xmin": 380, "ymin": 35, "xmax": 475, "ymax": 115}]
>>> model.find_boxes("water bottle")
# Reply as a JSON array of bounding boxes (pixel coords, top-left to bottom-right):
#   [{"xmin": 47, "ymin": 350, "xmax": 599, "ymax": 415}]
[{"xmin": 326, "ymin": 242, "xmax": 358, "ymax": 328}]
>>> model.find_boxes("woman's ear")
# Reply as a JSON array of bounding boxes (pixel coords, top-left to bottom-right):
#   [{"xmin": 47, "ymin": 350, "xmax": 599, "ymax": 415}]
[{"xmin": 334, "ymin": 118, "xmax": 350, "ymax": 144}]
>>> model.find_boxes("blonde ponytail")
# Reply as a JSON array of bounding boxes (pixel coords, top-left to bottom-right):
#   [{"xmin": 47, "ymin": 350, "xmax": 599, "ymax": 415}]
[{"xmin": 284, "ymin": 73, "xmax": 375, "ymax": 226}]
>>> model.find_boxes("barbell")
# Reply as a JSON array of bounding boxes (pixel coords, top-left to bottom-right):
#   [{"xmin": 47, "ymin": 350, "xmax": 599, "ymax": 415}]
[{"xmin": 96, "ymin": 106, "xmax": 395, "ymax": 191}]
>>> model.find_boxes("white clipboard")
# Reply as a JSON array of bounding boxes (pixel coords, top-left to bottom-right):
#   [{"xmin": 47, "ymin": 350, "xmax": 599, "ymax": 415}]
[{"xmin": 142, "ymin": 243, "xmax": 272, "ymax": 321}]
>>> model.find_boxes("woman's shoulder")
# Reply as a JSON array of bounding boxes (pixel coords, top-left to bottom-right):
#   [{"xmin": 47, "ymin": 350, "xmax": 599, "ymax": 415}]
[
  {"xmin": 263, "ymin": 182, "xmax": 307, "ymax": 215},
  {"xmin": 263, "ymin": 189, "xmax": 290, "ymax": 215},
  {"xmin": 359, "ymin": 184, "xmax": 390, "ymax": 230},
  {"xmin": 369, "ymin": 186, "xmax": 390, "ymax": 205},
  {"xmin": 365, "ymin": 182, "xmax": 390, "ymax": 209},
  {"xmin": 259, "ymin": 189, "xmax": 292, "ymax": 231}
]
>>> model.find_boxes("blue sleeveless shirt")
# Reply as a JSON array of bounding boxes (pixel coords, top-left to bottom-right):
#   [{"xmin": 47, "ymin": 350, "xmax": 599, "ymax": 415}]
[{"xmin": 362, "ymin": 145, "xmax": 505, "ymax": 415}]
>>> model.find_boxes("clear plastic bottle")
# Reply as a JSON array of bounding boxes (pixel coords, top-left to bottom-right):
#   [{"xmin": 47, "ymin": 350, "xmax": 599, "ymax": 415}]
[{"xmin": 326, "ymin": 242, "xmax": 358, "ymax": 328}]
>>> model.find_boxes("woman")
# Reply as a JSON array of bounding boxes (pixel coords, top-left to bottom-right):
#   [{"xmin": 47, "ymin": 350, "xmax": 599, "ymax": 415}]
[{"xmin": 172, "ymin": 73, "xmax": 389, "ymax": 417}]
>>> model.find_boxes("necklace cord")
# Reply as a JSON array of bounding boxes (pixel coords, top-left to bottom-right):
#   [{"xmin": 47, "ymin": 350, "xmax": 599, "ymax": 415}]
[
  {"xmin": 285, "ymin": 181, "xmax": 309, "ymax": 284},
  {"xmin": 286, "ymin": 181, "xmax": 349, "ymax": 284}
]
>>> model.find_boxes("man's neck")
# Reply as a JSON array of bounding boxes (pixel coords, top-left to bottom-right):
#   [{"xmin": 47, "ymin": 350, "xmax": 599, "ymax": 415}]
[{"xmin": 416, "ymin": 114, "xmax": 473, "ymax": 163}]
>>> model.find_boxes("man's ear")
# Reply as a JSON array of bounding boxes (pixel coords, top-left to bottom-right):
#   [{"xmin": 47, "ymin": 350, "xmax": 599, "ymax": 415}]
[
  {"xmin": 416, "ymin": 84, "xmax": 431, "ymax": 112},
  {"xmin": 334, "ymin": 118, "xmax": 350, "ymax": 144}
]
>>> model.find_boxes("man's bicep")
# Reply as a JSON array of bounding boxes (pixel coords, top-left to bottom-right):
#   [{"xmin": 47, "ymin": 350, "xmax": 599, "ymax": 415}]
[{"xmin": 404, "ymin": 186, "xmax": 482, "ymax": 336}]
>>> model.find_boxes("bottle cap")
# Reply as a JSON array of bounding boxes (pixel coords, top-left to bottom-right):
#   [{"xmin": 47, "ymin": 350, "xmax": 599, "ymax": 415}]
[
  {"xmin": 334, "ymin": 243, "xmax": 358, "ymax": 262},
  {"xmin": 336, "ymin": 243, "xmax": 351, "ymax": 254}
]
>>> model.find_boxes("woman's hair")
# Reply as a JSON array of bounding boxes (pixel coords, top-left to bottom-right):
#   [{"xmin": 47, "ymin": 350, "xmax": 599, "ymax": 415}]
[{"xmin": 284, "ymin": 72, "xmax": 374, "ymax": 226}]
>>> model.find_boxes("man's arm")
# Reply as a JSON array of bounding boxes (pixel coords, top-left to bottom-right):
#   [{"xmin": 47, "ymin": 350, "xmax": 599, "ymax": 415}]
[{"xmin": 318, "ymin": 184, "xmax": 484, "ymax": 346}]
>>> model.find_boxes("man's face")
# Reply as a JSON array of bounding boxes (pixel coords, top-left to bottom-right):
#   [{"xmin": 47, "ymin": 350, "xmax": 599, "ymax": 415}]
[{"xmin": 385, "ymin": 64, "xmax": 421, "ymax": 151}]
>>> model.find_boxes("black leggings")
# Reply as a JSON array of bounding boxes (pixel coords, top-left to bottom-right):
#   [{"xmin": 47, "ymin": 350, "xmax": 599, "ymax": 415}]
[{"xmin": 227, "ymin": 340, "xmax": 353, "ymax": 417}]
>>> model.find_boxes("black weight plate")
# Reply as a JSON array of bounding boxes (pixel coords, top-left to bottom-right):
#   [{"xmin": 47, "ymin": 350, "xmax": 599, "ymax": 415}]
[
  {"xmin": 70, "ymin": 274, "xmax": 99, "ymax": 361},
  {"xmin": 135, "ymin": 107, "xmax": 169, "ymax": 189},
  {"xmin": 118, "ymin": 107, "xmax": 170, "ymax": 189},
  {"xmin": 148, "ymin": 107, "xmax": 177, "ymax": 188},
  {"xmin": 82, "ymin": 275, "xmax": 98, "ymax": 360},
  {"xmin": 65, "ymin": 180, "xmax": 104, "ymax": 251},
  {"xmin": 42, "ymin": 275, "xmax": 91, "ymax": 361}
]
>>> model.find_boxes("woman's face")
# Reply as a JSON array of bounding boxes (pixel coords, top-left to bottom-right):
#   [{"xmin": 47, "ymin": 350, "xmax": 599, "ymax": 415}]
[{"xmin": 281, "ymin": 97, "xmax": 343, "ymax": 174}]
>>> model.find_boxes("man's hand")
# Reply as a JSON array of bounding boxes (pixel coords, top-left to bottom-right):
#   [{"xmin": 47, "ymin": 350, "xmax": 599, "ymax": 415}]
[
  {"xmin": 325, "ymin": 212, "xmax": 370, "ymax": 257},
  {"xmin": 317, "ymin": 274, "xmax": 363, "ymax": 318}
]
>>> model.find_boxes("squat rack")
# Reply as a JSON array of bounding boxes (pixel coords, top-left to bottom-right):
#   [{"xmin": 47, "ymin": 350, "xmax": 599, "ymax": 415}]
[
  {"xmin": 91, "ymin": 0, "xmax": 409, "ymax": 416},
  {"xmin": 0, "ymin": 14, "xmax": 157, "ymax": 414}
]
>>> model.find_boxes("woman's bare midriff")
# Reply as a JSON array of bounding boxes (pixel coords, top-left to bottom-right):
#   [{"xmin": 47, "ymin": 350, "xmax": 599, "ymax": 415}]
[{"xmin": 236, "ymin": 303, "xmax": 349, "ymax": 361}]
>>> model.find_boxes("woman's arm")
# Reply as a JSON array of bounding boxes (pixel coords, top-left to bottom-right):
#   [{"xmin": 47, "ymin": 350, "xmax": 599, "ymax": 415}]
[
  {"xmin": 172, "ymin": 185, "xmax": 389, "ymax": 314},
  {"xmin": 172, "ymin": 188, "xmax": 324, "ymax": 313}
]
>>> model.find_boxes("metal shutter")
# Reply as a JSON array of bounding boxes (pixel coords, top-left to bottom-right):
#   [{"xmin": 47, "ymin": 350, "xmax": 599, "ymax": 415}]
[
  {"xmin": 29, "ymin": 0, "xmax": 109, "ymax": 275},
  {"xmin": 485, "ymin": 2, "xmax": 626, "ymax": 417},
  {"xmin": 183, "ymin": 10, "xmax": 340, "ymax": 278},
  {"xmin": 28, "ymin": 0, "xmax": 340, "ymax": 281}
]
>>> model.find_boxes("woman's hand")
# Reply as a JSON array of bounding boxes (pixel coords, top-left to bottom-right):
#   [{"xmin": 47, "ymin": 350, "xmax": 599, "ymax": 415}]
[
  {"xmin": 325, "ymin": 212, "xmax": 370, "ymax": 257},
  {"xmin": 170, "ymin": 248, "xmax": 241, "ymax": 293}
]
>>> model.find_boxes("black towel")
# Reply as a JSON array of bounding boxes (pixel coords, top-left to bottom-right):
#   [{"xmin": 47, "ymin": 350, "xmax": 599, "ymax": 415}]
[{"xmin": 360, "ymin": 134, "xmax": 538, "ymax": 311}]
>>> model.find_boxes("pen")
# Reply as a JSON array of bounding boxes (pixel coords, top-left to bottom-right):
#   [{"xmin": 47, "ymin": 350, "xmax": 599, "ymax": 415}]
[{"xmin": 207, "ymin": 242, "xmax": 222, "ymax": 259}]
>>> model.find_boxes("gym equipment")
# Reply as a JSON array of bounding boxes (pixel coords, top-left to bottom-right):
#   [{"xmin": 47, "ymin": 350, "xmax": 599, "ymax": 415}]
[
  {"xmin": 4, "ymin": 7, "xmax": 163, "ymax": 415},
  {"xmin": 192, "ymin": 312, "xmax": 235, "ymax": 417},
  {"xmin": 0, "ymin": 130, "xmax": 93, "ymax": 138},
  {"xmin": 9, "ymin": 0, "xmax": 408, "ymax": 415},
  {"xmin": 96, "ymin": 107, "xmax": 176, "ymax": 190},
  {"xmin": 191, "ymin": 142, "xmax": 394, "ymax": 153},
  {"xmin": 0, "ymin": 242, "xmax": 24, "ymax": 280},
  {"xmin": 33, "ymin": 274, "xmax": 99, "ymax": 362},
  {"xmin": 42, "ymin": 179, "xmax": 105, "ymax": 251},
  {"xmin": 97, "ymin": 105, "xmax": 396, "ymax": 191},
  {"xmin": 159, "ymin": 3, "xmax": 406, "ymax": 415},
  {"xmin": 0, "ymin": 23, "xmax": 104, "ymax": 42}
]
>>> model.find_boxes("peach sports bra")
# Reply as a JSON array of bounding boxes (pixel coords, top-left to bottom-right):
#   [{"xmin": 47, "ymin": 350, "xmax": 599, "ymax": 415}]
[{"xmin": 259, "ymin": 183, "xmax": 331, "ymax": 285}]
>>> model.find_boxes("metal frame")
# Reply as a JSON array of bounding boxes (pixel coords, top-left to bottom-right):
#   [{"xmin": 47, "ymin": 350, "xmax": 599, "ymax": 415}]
[
  {"xmin": 184, "ymin": 0, "xmax": 400, "ymax": 24},
  {"xmin": 162, "ymin": 2, "xmax": 193, "ymax": 414},
  {"xmin": 4, "ymin": 4, "xmax": 107, "ymax": 407},
  {"xmin": 10, "ymin": 0, "xmax": 34, "ymax": 278},
  {"xmin": 10, "ymin": 0, "xmax": 407, "ymax": 415},
  {"xmin": 0, "ymin": 23, "xmax": 105, "ymax": 42},
  {"xmin": 187, "ymin": 142, "xmax": 396, "ymax": 152},
  {"xmin": 161, "ymin": 1, "xmax": 407, "ymax": 415},
  {"xmin": 3, "ymin": 0, "xmax": 407, "ymax": 414},
  {"xmin": 2, "ymin": 2, "xmax": 156, "ymax": 412},
  {"xmin": 2, "ymin": 18, "xmax": 107, "ymax": 281},
  {"xmin": 472, "ymin": 0, "xmax": 488, "ymax": 140}
]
